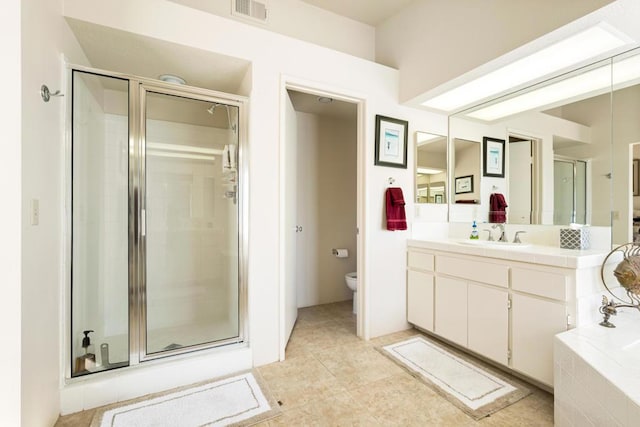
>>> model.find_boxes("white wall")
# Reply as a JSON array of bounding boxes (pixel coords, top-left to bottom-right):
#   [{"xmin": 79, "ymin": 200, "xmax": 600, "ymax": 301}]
[
  {"xmin": 1, "ymin": 1, "xmax": 22, "ymax": 425},
  {"xmin": 20, "ymin": 0, "xmax": 91, "ymax": 424},
  {"xmin": 453, "ymin": 140, "xmax": 481, "ymax": 203},
  {"xmin": 375, "ymin": 0, "xmax": 614, "ymax": 102},
  {"xmin": 170, "ymin": 0, "xmax": 375, "ymax": 60},
  {"xmin": 295, "ymin": 112, "xmax": 356, "ymax": 307},
  {"xmin": 62, "ymin": 0, "xmax": 448, "ymax": 362}
]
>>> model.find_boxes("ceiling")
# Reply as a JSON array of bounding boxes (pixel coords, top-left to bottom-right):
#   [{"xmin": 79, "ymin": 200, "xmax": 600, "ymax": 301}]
[
  {"xmin": 66, "ymin": 18, "xmax": 250, "ymax": 94},
  {"xmin": 287, "ymin": 90, "xmax": 357, "ymax": 120},
  {"xmin": 299, "ymin": 0, "xmax": 415, "ymax": 26}
]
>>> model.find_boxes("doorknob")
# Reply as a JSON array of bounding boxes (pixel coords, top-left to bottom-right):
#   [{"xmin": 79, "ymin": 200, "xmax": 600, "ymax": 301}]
[{"xmin": 295, "ymin": 225, "xmax": 303, "ymax": 233}]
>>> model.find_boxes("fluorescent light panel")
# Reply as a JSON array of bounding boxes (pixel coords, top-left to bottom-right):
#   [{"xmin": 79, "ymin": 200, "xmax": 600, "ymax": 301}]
[
  {"xmin": 421, "ymin": 25, "xmax": 630, "ymax": 112},
  {"xmin": 467, "ymin": 52, "xmax": 640, "ymax": 121},
  {"xmin": 416, "ymin": 132, "xmax": 444, "ymax": 145},
  {"xmin": 417, "ymin": 167, "xmax": 443, "ymax": 175}
]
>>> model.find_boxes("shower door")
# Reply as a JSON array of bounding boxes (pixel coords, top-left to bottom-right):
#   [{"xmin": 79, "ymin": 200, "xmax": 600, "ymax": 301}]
[
  {"xmin": 553, "ymin": 159, "xmax": 587, "ymax": 225},
  {"xmin": 140, "ymin": 88, "xmax": 240, "ymax": 359},
  {"xmin": 70, "ymin": 67, "xmax": 244, "ymax": 376}
]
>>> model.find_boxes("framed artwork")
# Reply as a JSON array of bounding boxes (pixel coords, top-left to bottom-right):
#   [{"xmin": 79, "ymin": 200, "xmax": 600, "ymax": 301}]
[
  {"xmin": 434, "ymin": 194, "xmax": 444, "ymax": 203},
  {"xmin": 483, "ymin": 137, "xmax": 506, "ymax": 178},
  {"xmin": 455, "ymin": 175, "xmax": 474, "ymax": 194},
  {"xmin": 634, "ymin": 159, "xmax": 639, "ymax": 196},
  {"xmin": 375, "ymin": 115, "xmax": 408, "ymax": 169}
]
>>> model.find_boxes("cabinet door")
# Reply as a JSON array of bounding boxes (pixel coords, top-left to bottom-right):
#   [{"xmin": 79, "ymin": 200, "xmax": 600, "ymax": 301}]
[
  {"xmin": 435, "ymin": 276, "xmax": 467, "ymax": 347},
  {"xmin": 407, "ymin": 270, "xmax": 434, "ymax": 331},
  {"xmin": 468, "ymin": 283, "xmax": 509, "ymax": 365},
  {"xmin": 511, "ymin": 293, "xmax": 567, "ymax": 387}
]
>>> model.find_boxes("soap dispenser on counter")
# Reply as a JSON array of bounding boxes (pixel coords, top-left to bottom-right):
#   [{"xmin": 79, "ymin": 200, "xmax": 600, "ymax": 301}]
[
  {"xmin": 470, "ymin": 220, "xmax": 479, "ymax": 240},
  {"xmin": 74, "ymin": 330, "xmax": 96, "ymax": 374}
]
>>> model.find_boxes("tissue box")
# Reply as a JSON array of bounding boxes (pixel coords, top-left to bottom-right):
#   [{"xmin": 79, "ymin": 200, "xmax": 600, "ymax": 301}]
[{"xmin": 560, "ymin": 228, "xmax": 590, "ymax": 250}]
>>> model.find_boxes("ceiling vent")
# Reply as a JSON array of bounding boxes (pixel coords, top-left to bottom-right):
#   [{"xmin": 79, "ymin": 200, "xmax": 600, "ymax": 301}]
[{"xmin": 232, "ymin": 0, "xmax": 268, "ymax": 23}]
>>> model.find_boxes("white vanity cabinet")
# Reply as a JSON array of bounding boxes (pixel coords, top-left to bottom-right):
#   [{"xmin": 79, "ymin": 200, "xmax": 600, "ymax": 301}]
[
  {"xmin": 434, "ymin": 276, "xmax": 467, "ymax": 346},
  {"xmin": 467, "ymin": 283, "xmax": 509, "ymax": 366},
  {"xmin": 510, "ymin": 266, "xmax": 571, "ymax": 386},
  {"xmin": 406, "ymin": 240, "xmax": 606, "ymax": 389},
  {"xmin": 406, "ymin": 251, "xmax": 435, "ymax": 332}
]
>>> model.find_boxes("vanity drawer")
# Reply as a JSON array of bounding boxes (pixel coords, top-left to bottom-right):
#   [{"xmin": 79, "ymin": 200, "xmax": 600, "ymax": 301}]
[
  {"xmin": 512, "ymin": 267, "xmax": 568, "ymax": 301},
  {"xmin": 408, "ymin": 250, "xmax": 434, "ymax": 272},
  {"xmin": 437, "ymin": 255, "xmax": 509, "ymax": 288}
]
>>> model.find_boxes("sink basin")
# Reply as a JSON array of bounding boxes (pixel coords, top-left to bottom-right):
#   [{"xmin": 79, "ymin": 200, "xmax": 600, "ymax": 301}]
[{"xmin": 457, "ymin": 240, "xmax": 530, "ymax": 248}]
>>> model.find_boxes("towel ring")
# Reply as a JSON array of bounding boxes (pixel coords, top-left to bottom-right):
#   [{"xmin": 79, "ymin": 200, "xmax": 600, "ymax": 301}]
[{"xmin": 388, "ymin": 177, "xmax": 395, "ymax": 185}]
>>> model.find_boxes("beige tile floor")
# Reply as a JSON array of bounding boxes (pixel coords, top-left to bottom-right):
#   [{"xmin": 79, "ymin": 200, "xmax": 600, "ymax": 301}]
[{"xmin": 55, "ymin": 300, "xmax": 554, "ymax": 426}]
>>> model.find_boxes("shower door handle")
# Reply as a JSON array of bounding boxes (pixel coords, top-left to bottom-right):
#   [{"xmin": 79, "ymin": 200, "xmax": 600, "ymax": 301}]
[{"xmin": 141, "ymin": 209, "xmax": 146, "ymax": 236}]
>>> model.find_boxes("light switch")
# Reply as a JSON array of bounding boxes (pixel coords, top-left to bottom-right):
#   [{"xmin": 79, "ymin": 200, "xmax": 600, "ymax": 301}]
[{"xmin": 31, "ymin": 199, "xmax": 39, "ymax": 226}]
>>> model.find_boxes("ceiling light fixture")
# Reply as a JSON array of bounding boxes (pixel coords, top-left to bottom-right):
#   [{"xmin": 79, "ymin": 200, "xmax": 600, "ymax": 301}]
[
  {"xmin": 158, "ymin": 74, "xmax": 186, "ymax": 85},
  {"xmin": 466, "ymin": 52, "xmax": 640, "ymax": 121},
  {"xmin": 317, "ymin": 96, "xmax": 333, "ymax": 104},
  {"xmin": 421, "ymin": 24, "xmax": 631, "ymax": 112}
]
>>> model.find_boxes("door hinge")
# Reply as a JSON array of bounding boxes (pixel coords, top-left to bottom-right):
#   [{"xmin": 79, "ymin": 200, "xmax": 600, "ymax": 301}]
[
  {"xmin": 567, "ymin": 314, "xmax": 572, "ymax": 329},
  {"xmin": 507, "ymin": 349, "xmax": 512, "ymax": 360},
  {"xmin": 507, "ymin": 298, "xmax": 512, "ymax": 309}
]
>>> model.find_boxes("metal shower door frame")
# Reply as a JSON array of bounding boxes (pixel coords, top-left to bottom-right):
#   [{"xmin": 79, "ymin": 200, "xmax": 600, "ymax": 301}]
[{"xmin": 66, "ymin": 64, "xmax": 249, "ymax": 375}]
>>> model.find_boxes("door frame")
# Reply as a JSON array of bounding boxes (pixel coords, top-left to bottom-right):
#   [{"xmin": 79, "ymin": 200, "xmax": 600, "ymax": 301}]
[
  {"xmin": 278, "ymin": 76, "xmax": 366, "ymax": 361},
  {"xmin": 507, "ymin": 130, "xmax": 542, "ymax": 224}
]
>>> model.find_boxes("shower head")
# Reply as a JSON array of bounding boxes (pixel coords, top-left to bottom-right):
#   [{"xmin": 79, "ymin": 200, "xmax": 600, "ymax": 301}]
[{"xmin": 207, "ymin": 102, "xmax": 238, "ymax": 136}]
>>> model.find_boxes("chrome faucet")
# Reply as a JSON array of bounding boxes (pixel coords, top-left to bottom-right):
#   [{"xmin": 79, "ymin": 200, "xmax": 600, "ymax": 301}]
[
  {"xmin": 513, "ymin": 231, "xmax": 527, "ymax": 244},
  {"xmin": 492, "ymin": 223, "xmax": 507, "ymax": 242},
  {"xmin": 483, "ymin": 229, "xmax": 494, "ymax": 241}
]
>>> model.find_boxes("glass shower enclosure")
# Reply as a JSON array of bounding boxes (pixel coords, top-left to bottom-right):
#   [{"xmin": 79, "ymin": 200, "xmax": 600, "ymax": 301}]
[{"xmin": 70, "ymin": 68, "xmax": 245, "ymax": 377}]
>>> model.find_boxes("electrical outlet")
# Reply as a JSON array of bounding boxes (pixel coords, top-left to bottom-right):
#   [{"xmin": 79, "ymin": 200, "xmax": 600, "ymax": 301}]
[{"xmin": 31, "ymin": 199, "xmax": 39, "ymax": 225}]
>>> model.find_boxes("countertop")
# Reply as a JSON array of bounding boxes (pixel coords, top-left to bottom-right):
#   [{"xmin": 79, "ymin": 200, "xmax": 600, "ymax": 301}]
[{"xmin": 407, "ymin": 238, "xmax": 611, "ymax": 269}]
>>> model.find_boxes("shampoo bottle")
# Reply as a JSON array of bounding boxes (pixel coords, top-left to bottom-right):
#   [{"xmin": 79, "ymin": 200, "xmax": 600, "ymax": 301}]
[
  {"xmin": 470, "ymin": 220, "xmax": 479, "ymax": 240},
  {"xmin": 74, "ymin": 330, "xmax": 96, "ymax": 374}
]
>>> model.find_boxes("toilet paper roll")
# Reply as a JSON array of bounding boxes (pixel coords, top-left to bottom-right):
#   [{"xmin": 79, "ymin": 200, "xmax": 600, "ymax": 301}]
[{"xmin": 333, "ymin": 248, "xmax": 349, "ymax": 258}]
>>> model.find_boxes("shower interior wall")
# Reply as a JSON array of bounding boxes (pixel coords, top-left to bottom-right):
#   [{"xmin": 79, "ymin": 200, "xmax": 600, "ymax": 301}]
[{"xmin": 295, "ymin": 111, "xmax": 357, "ymax": 308}]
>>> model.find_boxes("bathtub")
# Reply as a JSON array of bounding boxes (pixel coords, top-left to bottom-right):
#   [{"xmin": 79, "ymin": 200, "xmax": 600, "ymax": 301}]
[{"xmin": 554, "ymin": 309, "xmax": 640, "ymax": 426}]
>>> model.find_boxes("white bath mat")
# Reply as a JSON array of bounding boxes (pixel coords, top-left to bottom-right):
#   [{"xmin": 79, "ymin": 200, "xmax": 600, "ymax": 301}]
[
  {"xmin": 91, "ymin": 371, "xmax": 281, "ymax": 427},
  {"xmin": 381, "ymin": 336, "xmax": 530, "ymax": 420}
]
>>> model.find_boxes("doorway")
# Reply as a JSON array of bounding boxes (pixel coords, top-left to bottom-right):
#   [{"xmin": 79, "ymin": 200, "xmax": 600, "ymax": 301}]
[
  {"xmin": 507, "ymin": 134, "xmax": 540, "ymax": 224},
  {"xmin": 279, "ymin": 83, "xmax": 363, "ymax": 360},
  {"xmin": 69, "ymin": 67, "xmax": 246, "ymax": 377}
]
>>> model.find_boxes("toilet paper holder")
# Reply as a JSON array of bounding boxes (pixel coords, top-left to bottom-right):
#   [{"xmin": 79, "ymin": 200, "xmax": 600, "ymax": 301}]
[{"xmin": 332, "ymin": 248, "xmax": 349, "ymax": 258}]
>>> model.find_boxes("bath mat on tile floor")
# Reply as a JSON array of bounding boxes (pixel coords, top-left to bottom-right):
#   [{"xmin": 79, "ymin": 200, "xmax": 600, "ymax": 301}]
[
  {"xmin": 90, "ymin": 370, "xmax": 281, "ymax": 427},
  {"xmin": 379, "ymin": 336, "xmax": 531, "ymax": 420}
]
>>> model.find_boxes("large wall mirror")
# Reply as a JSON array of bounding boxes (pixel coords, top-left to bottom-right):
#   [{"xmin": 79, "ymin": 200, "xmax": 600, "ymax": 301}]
[
  {"xmin": 449, "ymin": 46, "xmax": 640, "ymax": 245},
  {"xmin": 415, "ymin": 132, "xmax": 447, "ymax": 204},
  {"xmin": 449, "ymin": 57, "xmax": 610, "ymax": 233}
]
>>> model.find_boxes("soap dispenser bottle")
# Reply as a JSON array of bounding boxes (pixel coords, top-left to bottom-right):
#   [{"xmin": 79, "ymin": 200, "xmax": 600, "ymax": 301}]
[
  {"xmin": 74, "ymin": 330, "xmax": 96, "ymax": 374},
  {"xmin": 470, "ymin": 220, "xmax": 479, "ymax": 240}
]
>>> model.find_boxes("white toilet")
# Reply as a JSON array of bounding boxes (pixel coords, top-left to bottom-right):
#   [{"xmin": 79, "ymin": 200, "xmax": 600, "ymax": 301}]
[{"xmin": 344, "ymin": 272, "xmax": 357, "ymax": 314}]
